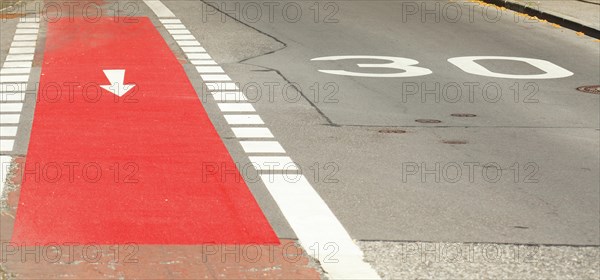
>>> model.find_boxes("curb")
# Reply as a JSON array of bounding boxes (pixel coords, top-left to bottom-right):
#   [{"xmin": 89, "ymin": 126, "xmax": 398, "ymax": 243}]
[{"xmin": 481, "ymin": 0, "xmax": 600, "ymax": 39}]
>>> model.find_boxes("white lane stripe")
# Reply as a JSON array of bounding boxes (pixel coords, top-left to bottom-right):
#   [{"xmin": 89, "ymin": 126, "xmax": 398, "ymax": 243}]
[
  {"xmin": 182, "ymin": 46, "xmax": 206, "ymax": 53},
  {"xmin": 3, "ymin": 61, "xmax": 32, "ymax": 68},
  {"xmin": 0, "ymin": 103, "xmax": 23, "ymax": 112},
  {"xmin": 160, "ymin": 19, "xmax": 181, "ymax": 24},
  {"xmin": 205, "ymin": 82, "xmax": 239, "ymax": 91},
  {"xmin": 0, "ymin": 83, "xmax": 27, "ymax": 91},
  {"xmin": 0, "ymin": 68, "xmax": 31, "ymax": 74},
  {"xmin": 164, "ymin": 24, "xmax": 186, "ymax": 29},
  {"xmin": 0, "ymin": 140, "xmax": 15, "ymax": 152},
  {"xmin": 212, "ymin": 91, "xmax": 248, "ymax": 102},
  {"xmin": 0, "ymin": 114, "xmax": 21, "ymax": 124},
  {"xmin": 19, "ymin": 17, "xmax": 40, "ymax": 23},
  {"xmin": 0, "ymin": 75, "xmax": 29, "ymax": 83},
  {"xmin": 172, "ymin": 34, "xmax": 195, "ymax": 40},
  {"xmin": 11, "ymin": 41, "xmax": 36, "ymax": 47},
  {"xmin": 0, "ymin": 92, "xmax": 26, "ymax": 102},
  {"xmin": 224, "ymin": 115, "xmax": 264, "ymax": 125},
  {"xmin": 191, "ymin": 59, "xmax": 218, "ymax": 65},
  {"xmin": 249, "ymin": 156, "xmax": 297, "ymax": 170},
  {"xmin": 6, "ymin": 54, "xmax": 34, "ymax": 61},
  {"xmin": 201, "ymin": 74, "xmax": 231, "ymax": 81},
  {"xmin": 0, "ymin": 127, "xmax": 18, "ymax": 137},
  {"xmin": 196, "ymin": 66, "xmax": 224, "ymax": 73},
  {"xmin": 143, "ymin": 0, "xmax": 176, "ymax": 17},
  {"xmin": 145, "ymin": 2, "xmax": 381, "ymax": 278},
  {"xmin": 17, "ymin": 23, "xmax": 39, "ymax": 28},
  {"xmin": 218, "ymin": 103, "xmax": 255, "ymax": 112},
  {"xmin": 0, "ymin": 155, "xmax": 11, "ymax": 195},
  {"xmin": 231, "ymin": 127, "xmax": 274, "ymax": 138},
  {"xmin": 15, "ymin": 29, "xmax": 39, "ymax": 34},
  {"xmin": 176, "ymin": 40, "xmax": 201, "ymax": 46},
  {"xmin": 239, "ymin": 141, "xmax": 286, "ymax": 153},
  {"xmin": 168, "ymin": 29, "xmax": 191, "ymax": 35},
  {"xmin": 187, "ymin": 53, "xmax": 211, "ymax": 60},
  {"xmin": 13, "ymin": 35, "xmax": 37, "ymax": 41},
  {"xmin": 9, "ymin": 47, "xmax": 35, "ymax": 54},
  {"xmin": 260, "ymin": 175, "xmax": 381, "ymax": 279}
]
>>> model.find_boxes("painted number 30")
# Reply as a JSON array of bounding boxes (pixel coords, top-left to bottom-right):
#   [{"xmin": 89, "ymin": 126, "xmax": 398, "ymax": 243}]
[{"xmin": 310, "ymin": 56, "xmax": 574, "ymax": 79}]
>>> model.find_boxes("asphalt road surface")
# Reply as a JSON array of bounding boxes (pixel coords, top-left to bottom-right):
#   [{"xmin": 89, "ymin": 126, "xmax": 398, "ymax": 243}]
[{"xmin": 0, "ymin": 0, "xmax": 598, "ymax": 279}]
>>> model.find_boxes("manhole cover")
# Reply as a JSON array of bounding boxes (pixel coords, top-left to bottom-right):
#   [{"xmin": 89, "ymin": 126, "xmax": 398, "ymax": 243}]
[
  {"xmin": 378, "ymin": 129, "xmax": 406, "ymax": 134},
  {"xmin": 576, "ymin": 85, "xmax": 600, "ymax": 94},
  {"xmin": 442, "ymin": 140, "xmax": 467, "ymax": 144},
  {"xmin": 415, "ymin": 119, "xmax": 441, "ymax": 124},
  {"xmin": 450, "ymin": 113, "xmax": 477, "ymax": 117}
]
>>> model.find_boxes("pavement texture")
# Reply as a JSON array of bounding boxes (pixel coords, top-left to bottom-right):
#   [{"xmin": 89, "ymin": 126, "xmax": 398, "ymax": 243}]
[{"xmin": 0, "ymin": 0, "xmax": 599, "ymax": 279}]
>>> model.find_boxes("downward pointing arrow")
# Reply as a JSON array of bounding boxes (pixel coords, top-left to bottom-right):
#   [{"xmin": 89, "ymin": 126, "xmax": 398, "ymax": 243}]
[{"xmin": 100, "ymin": 69, "xmax": 135, "ymax": 97}]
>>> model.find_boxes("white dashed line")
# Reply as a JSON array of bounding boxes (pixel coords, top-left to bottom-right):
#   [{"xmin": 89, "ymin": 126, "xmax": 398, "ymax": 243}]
[
  {"xmin": 231, "ymin": 127, "xmax": 274, "ymax": 138},
  {"xmin": 0, "ymin": 140, "xmax": 15, "ymax": 152},
  {"xmin": 177, "ymin": 40, "xmax": 201, "ymax": 46},
  {"xmin": 212, "ymin": 91, "xmax": 248, "ymax": 102},
  {"xmin": 196, "ymin": 66, "xmax": 225, "ymax": 73},
  {"xmin": 144, "ymin": 2, "xmax": 381, "ymax": 278},
  {"xmin": 0, "ymin": 17, "xmax": 39, "ymax": 153},
  {"xmin": 217, "ymin": 103, "xmax": 255, "ymax": 112},
  {"xmin": 224, "ymin": 115, "xmax": 265, "ymax": 125},
  {"xmin": 249, "ymin": 156, "xmax": 298, "ymax": 170},
  {"xmin": 239, "ymin": 141, "xmax": 286, "ymax": 153}
]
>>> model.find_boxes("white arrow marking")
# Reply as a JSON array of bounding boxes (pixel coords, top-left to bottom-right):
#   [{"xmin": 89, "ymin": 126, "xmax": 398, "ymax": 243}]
[{"xmin": 100, "ymin": 69, "xmax": 135, "ymax": 97}]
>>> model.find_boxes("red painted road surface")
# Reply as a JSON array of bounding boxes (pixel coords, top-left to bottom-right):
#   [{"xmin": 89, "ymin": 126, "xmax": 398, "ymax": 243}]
[{"xmin": 11, "ymin": 17, "xmax": 279, "ymax": 245}]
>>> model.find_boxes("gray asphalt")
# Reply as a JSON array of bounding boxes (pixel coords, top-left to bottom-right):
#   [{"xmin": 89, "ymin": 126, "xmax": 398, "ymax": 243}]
[
  {"xmin": 161, "ymin": 0, "xmax": 600, "ymax": 245},
  {"xmin": 1, "ymin": 0, "xmax": 599, "ymax": 278}
]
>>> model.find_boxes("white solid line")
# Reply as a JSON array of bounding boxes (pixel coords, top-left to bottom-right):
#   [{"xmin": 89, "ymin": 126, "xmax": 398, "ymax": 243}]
[
  {"xmin": 164, "ymin": 24, "xmax": 186, "ymax": 29},
  {"xmin": 211, "ymin": 91, "xmax": 248, "ymax": 102},
  {"xmin": 0, "ymin": 68, "xmax": 31, "ymax": 74},
  {"xmin": 182, "ymin": 46, "xmax": 206, "ymax": 53},
  {"xmin": 144, "ymin": 1, "xmax": 381, "ymax": 278},
  {"xmin": 15, "ymin": 29, "xmax": 39, "ymax": 34},
  {"xmin": 172, "ymin": 34, "xmax": 195, "ymax": 40},
  {"xmin": 168, "ymin": 29, "xmax": 191, "ymax": 35},
  {"xmin": 6, "ymin": 54, "xmax": 34, "ymax": 61},
  {"xmin": 201, "ymin": 74, "xmax": 231, "ymax": 81},
  {"xmin": 160, "ymin": 19, "xmax": 181, "ymax": 24},
  {"xmin": 186, "ymin": 53, "xmax": 211, "ymax": 60},
  {"xmin": 191, "ymin": 59, "xmax": 218, "ymax": 65},
  {"xmin": 205, "ymin": 82, "xmax": 239, "ymax": 91},
  {"xmin": 259, "ymin": 175, "xmax": 381, "ymax": 278},
  {"xmin": 3, "ymin": 61, "xmax": 32, "ymax": 68},
  {"xmin": 13, "ymin": 35, "xmax": 37, "ymax": 41},
  {"xmin": 9, "ymin": 47, "xmax": 35, "ymax": 54},
  {"xmin": 0, "ymin": 155, "xmax": 11, "ymax": 196},
  {"xmin": 249, "ymin": 156, "xmax": 297, "ymax": 170},
  {"xmin": 176, "ymin": 40, "xmax": 201, "ymax": 46},
  {"xmin": 16, "ymin": 23, "xmax": 39, "ymax": 28},
  {"xmin": 0, "ymin": 140, "xmax": 15, "ymax": 152},
  {"xmin": 143, "ymin": 0, "xmax": 176, "ymax": 17},
  {"xmin": 218, "ymin": 103, "xmax": 255, "ymax": 112},
  {"xmin": 0, "ymin": 127, "xmax": 18, "ymax": 137},
  {"xmin": 231, "ymin": 127, "xmax": 274, "ymax": 138},
  {"xmin": 224, "ymin": 115, "xmax": 264, "ymax": 125},
  {"xmin": 0, "ymin": 114, "xmax": 21, "ymax": 124},
  {"xmin": 0, "ymin": 103, "xmax": 23, "ymax": 112},
  {"xmin": 239, "ymin": 141, "xmax": 285, "ymax": 153},
  {"xmin": 11, "ymin": 41, "xmax": 36, "ymax": 47},
  {"xmin": 196, "ymin": 66, "xmax": 224, "ymax": 73},
  {"xmin": 0, "ymin": 92, "xmax": 26, "ymax": 102},
  {"xmin": 0, "ymin": 75, "xmax": 29, "ymax": 83}
]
